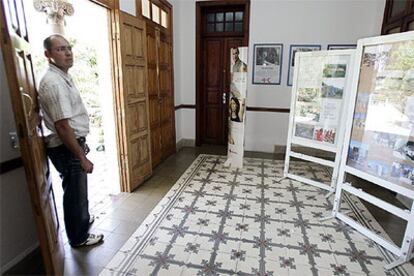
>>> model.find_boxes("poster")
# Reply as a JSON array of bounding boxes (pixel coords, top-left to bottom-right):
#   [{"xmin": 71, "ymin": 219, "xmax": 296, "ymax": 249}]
[
  {"xmin": 225, "ymin": 47, "xmax": 248, "ymax": 168},
  {"xmin": 287, "ymin": 45, "xmax": 321, "ymax": 86},
  {"xmin": 252, "ymin": 44, "xmax": 283, "ymax": 85},
  {"xmin": 346, "ymin": 40, "xmax": 414, "ymax": 187},
  {"xmin": 292, "ymin": 53, "xmax": 351, "ymax": 147}
]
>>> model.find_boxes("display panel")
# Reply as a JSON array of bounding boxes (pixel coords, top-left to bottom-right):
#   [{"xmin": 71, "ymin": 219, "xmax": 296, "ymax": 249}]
[
  {"xmin": 346, "ymin": 40, "xmax": 414, "ymax": 187},
  {"xmin": 292, "ymin": 53, "xmax": 352, "ymax": 148}
]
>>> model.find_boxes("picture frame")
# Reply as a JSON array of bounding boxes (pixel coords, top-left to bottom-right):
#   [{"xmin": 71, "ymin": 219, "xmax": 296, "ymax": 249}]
[
  {"xmin": 327, "ymin": 44, "xmax": 357, "ymax": 50},
  {"xmin": 252, "ymin": 43, "xmax": 283, "ymax": 85},
  {"xmin": 287, "ymin": 44, "xmax": 321, "ymax": 86}
]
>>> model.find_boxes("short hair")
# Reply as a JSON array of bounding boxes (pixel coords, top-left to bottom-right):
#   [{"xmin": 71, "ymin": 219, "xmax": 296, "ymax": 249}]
[{"xmin": 43, "ymin": 34, "xmax": 67, "ymax": 50}]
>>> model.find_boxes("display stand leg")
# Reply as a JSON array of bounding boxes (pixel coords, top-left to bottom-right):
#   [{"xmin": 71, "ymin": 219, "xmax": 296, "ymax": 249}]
[
  {"xmin": 384, "ymin": 256, "xmax": 413, "ymax": 271},
  {"xmin": 325, "ymin": 190, "xmax": 334, "ymax": 199}
]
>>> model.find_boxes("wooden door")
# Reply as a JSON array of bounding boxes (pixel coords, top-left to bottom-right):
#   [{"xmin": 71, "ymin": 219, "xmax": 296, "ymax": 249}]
[
  {"xmin": 0, "ymin": 0, "xmax": 64, "ymax": 274},
  {"xmin": 202, "ymin": 37, "xmax": 244, "ymax": 144},
  {"xmin": 196, "ymin": 1, "xmax": 250, "ymax": 145},
  {"xmin": 146, "ymin": 18, "xmax": 175, "ymax": 168},
  {"xmin": 115, "ymin": 10, "xmax": 152, "ymax": 192}
]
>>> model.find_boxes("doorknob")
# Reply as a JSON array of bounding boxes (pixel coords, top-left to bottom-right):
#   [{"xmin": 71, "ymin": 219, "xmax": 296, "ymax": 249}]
[{"xmin": 222, "ymin": 92, "xmax": 226, "ymax": 104}]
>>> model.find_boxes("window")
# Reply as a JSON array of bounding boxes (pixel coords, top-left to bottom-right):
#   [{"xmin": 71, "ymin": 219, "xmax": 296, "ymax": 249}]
[
  {"xmin": 142, "ymin": 0, "xmax": 150, "ymax": 19},
  {"xmin": 205, "ymin": 11, "xmax": 243, "ymax": 33},
  {"xmin": 152, "ymin": 3, "xmax": 160, "ymax": 24},
  {"xmin": 161, "ymin": 10, "xmax": 168, "ymax": 28}
]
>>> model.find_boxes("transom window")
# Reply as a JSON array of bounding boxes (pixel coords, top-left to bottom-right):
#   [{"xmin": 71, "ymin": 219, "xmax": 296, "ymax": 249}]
[
  {"xmin": 206, "ymin": 11, "xmax": 244, "ymax": 33},
  {"xmin": 141, "ymin": 0, "xmax": 169, "ymax": 29}
]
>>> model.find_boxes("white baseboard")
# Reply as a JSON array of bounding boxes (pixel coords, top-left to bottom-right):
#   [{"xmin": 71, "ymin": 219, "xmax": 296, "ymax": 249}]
[
  {"xmin": 176, "ymin": 139, "xmax": 195, "ymax": 150},
  {"xmin": 0, "ymin": 242, "xmax": 39, "ymax": 274}
]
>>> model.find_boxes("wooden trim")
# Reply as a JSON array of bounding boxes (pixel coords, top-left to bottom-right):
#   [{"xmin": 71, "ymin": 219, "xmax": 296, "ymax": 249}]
[
  {"xmin": 195, "ymin": 0, "xmax": 250, "ymax": 146},
  {"xmin": 246, "ymin": 107, "xmax": 290, "ymax": 113},
  {"xmin": 175, "ymin": 104, "xmax": 196, "ymax": 110},
  {"xmin": 0, "ymin": 157, "xmax": 23, "ymax": 175},
  {"xmin": 175, "ymin": 104, "xmax": 290, "ymax": 113}
]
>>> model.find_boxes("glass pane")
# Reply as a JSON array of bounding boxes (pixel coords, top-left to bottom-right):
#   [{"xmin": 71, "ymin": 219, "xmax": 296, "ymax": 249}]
[
  {"xmin": 215, "ymin": 22, "xmax": 223, "ymax": 32},
  {"xmin": 152, "ymin": 3, "xmax": 160, "ymax": 24},
  {"xmin": 161, "ymin": 10, "xmax": 168, "ymax": 28},
  {"xmin": 390, "ymin": 0, "xmax": 407, "ymax": 17},
  {"xmin": 408, "ymin": 20, "xmax": 414, "ymax": 31},
  {"xmin": 142, "ymin": 0, "xmax": 150, "ymax": 18},
  {"xmin": 225, "ymin": 22, "xmax": 233, "ymax": 32},
  {"xmin": 235, "ymin": 22, "xmax": 243, "ymax": 32},
  {"xmin": 225, "ymin": 12, "xmax": 233, "ymax": 21},
  {"xmin": 235, "ymin": 11, "xmax": 243, "ymax": 21},
  {"xmin": 206, "ymin": 23, "xmax": 214, "ymax": 32},
  {"xmin": 207, "ymin": 13, "xmax": 215, "ymax": 22},
  {"xmin": 387, "ymin": 26, "xmax": 401, "ymax": 34},
  {"xmin": 216, "ymin": 12, "xmax": 224, "ymax": 22}
]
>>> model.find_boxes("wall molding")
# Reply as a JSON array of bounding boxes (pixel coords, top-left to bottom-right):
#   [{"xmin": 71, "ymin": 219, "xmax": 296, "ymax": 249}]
[
  {"xmin": 175, "ymin": 104, "xmax": 290, "ymax": 113},
  {"xmin": 175, "ymin": 104, "xmax": 196, "ymax": 110},
  {"xmin": 1, "ymin": 242, "xmax": 39, "ymax": 274},
  {"xmin": 0, "ymin": 157, "xmax": 23, "ymax": 175}
]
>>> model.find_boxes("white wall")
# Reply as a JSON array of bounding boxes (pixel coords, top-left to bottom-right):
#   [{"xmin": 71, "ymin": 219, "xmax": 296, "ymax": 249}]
[
  {"xmin": 172, "ymin": 0, "xmax": 385, "ymax": 152},
  {"xmin": 0, "ymin": 46, "xmax": 38, "ymax": 272}
]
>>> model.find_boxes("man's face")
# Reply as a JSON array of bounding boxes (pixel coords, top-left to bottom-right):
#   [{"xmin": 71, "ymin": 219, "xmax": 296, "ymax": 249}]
[
  {"xmin": 231, "ymin": 49, "xmax": 239, "ymax": 63},
  {"xmin": 45, "ymin": 36, "xmax": 73, "ymax": 72}
]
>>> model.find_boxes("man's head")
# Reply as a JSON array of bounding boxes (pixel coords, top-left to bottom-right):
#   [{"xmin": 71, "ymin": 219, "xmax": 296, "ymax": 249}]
[
  {"xmin": 231, "ymin": 48, "xmax": 240, "ymax": 63},
  {"xmin": 43, "ymin": 34, "xmax": 73, "ymax": 72}
]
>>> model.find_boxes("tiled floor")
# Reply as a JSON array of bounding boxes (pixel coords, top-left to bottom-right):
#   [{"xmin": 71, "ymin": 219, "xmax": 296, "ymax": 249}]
[{"xmin": 4, "ymin": 146, "xmax": 413, "ymax": 275}]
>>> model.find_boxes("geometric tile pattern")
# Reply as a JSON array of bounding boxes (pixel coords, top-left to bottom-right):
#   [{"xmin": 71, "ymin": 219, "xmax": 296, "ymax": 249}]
[{"xmin": 101, "ymin": 155, "xmax": 413, "ymax": 275}]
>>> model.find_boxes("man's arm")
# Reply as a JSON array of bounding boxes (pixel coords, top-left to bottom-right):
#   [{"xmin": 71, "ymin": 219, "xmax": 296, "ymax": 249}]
[{"xmin": 54, "ymin": 119, "xmax": 94, "ymax": 173}]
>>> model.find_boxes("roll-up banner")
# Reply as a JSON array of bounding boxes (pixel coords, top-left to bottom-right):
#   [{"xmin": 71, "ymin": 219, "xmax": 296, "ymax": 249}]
[{"xmin": 225, "ymin": 47, "xmax": 248, "ymax": 168}]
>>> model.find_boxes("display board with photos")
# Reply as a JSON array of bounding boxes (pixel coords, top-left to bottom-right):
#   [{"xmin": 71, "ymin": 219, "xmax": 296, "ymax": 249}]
[
  {"xmin": 287, "ymin": 44, "xmax": 321, "ymax": 86},
  {"xmin": 333, "ymin": 31, "xmax": 414, "ymax": 270},
  {"xmin": 291, "ymin": 51, "xmax": 353, "ymax": 151},
  {"xmin": 284, "ymin": 50, "xmax": 354, "ymax": 192}
]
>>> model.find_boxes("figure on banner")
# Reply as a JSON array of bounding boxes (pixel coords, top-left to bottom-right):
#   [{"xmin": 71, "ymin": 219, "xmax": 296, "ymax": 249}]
[
  {"xmin": 230, "ymin": 97, "xmax": 242, "ymax": 122},
  {"xmin": 231, "ymin": 48, "xmax": 247, "ymax": 73}
]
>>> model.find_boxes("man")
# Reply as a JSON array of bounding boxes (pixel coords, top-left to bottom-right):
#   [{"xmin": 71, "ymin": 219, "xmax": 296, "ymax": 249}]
[
  {"xmin": 38, "ymin": 34, "xmax": 103, "ymax": 247},
  {"xmin": 231, "ymin": 47, "xmax": 247, "ymax": 73}
]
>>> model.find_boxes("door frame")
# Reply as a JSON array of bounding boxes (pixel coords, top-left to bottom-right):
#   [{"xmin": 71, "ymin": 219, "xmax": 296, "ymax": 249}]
[{"xmin": 195, "ymin": 0, "xmax": 250, "ymax": 146}]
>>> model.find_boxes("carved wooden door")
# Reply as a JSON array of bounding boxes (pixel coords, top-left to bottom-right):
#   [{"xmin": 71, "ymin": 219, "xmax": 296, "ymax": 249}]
[
  {"xmin": 147, "ymin": 23, "xmax": 175, "ymax": 168},
  {"xmin": 115, "ymin": 10, "xmax": 152, "ymax": 192},
  {"xmin": 0, "ymin": 0, "xmax": 64, "ymax": 274}
]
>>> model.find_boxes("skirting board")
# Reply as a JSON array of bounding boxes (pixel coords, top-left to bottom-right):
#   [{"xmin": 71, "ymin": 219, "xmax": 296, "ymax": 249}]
[
  {"xmin": 0, "ymin": 242, "xmax": 39, "ymax": 274},
  {"xmin": 176, "ymin": 139, "xmax": 195, "ymax": 151}
]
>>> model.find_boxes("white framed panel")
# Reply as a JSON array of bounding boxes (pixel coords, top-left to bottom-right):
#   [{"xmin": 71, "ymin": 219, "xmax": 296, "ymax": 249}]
[
  {"xmin": 333, "ymin": 31, "xmax": 414, "ymax": 270},
  {"xmin": 284, "ymin": 50, "xmax": 355, "ymax": 192}
]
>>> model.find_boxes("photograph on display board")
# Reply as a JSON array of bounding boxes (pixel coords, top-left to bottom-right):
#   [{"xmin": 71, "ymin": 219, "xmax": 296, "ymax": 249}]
[
  {"xmin": 346, "ymin": 39, "xmax": 414, "ymax": 186},
  {"xmin": 296, "ymin": 102, "xmax": 321, "ymax": 123},
  {"xmin": 252, "ymin": 44, "xmax": 283, "ymax": 85},
  {"xmin": 287, "ymin": 45, "xmax": 321, "ymax": 86},
  {"xmin": 229, "ymin": 97, "xmax": 245, "ymax": 123},
  {"xmin": 294, "ymin": 123, "xmax": 315, "ymax": 139},
  {"xmin": 297, "ymin": 88, "xmax": 319, "ymax": 103}
]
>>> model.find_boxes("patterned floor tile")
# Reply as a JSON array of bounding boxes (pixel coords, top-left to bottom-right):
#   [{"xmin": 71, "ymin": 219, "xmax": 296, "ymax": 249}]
[{"xmin": 101, "ymin": 155, "xmax": 414, "ymax": 276}]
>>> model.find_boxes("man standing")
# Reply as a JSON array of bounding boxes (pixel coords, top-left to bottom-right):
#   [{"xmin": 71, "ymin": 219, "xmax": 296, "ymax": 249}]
[{"xmin": 38, "ymin": 34, "xmax": 103, "ymax": 247}]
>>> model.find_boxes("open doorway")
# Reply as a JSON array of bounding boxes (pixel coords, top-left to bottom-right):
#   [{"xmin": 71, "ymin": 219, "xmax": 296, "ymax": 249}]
[{"xmin": 23, "ymin": 0, "xmax": 121, "ymax": 230}]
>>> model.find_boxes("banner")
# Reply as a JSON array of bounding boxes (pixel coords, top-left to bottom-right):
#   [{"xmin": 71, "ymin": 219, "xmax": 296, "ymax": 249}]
[{"xmin": 225, "ymin": 47, "xmax": 248, "ymax": 168}]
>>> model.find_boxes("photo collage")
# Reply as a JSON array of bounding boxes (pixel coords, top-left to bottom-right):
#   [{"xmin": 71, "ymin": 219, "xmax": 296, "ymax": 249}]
[
  {"xmin": 293, "ymin": 55, "xmax": 349, "ymax": 146},
  {"xmin": 347, "ymin": 41, "xmax": 414, "ymax": 186}
]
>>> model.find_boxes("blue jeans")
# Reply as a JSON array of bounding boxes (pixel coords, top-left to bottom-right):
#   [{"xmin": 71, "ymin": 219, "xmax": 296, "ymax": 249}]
[{"xmin": 46, "ymin": 139, "xmax": 90, "ymax": 245}]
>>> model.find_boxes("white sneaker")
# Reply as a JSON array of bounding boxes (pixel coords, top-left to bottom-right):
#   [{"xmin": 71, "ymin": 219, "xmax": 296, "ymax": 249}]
[{"xmin": 71, "ymin": 233, "xmax": 104, "ymax": 248}]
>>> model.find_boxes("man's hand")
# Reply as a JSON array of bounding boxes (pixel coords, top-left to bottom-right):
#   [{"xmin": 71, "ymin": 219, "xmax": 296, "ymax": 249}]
[{"xmin": 80, "ymin": 157, "xmax": 94, "ymax": 173}]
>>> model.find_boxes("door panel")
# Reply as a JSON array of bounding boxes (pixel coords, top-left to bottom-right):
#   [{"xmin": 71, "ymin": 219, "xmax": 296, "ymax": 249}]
[
  {"xmin": 1, "ymin": 0, "xmax": 64, "ymax": 274},
  {"xmin": 116, "ymin": 11, "xmax": 152, "ymax": 192},
  {"xmin": 146, "ymin": 16, "xmax": 176, "ymax": 168}
]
